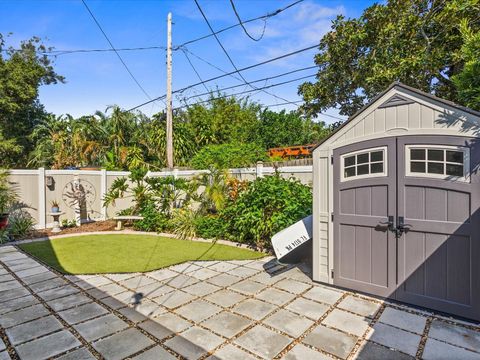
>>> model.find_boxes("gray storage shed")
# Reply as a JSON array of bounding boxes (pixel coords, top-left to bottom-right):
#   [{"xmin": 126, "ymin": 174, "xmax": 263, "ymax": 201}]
[{"xmin": 312, "ymin": 82, "xmax": 480, "ymax": 320}]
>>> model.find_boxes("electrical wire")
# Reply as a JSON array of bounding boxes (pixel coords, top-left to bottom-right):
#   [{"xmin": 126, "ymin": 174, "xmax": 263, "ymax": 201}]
[
  {"xmin": 193, "ymin": 0, "xmax": 303, "ymax": 107},
  {"xmin": 229, "ymin": 0, "xmax": 266, "ymax": 41},
  {"xmin": 81, "ymin": 0, "xmax": 165, "ymax": 105},
  {"xmin": 183, "ymin": 65, "xmax": 318, "ymax": 101},
  {"xmin": 180, "ymin": 48, "xmax": 210, "ymax": 93},
  {"xmin": 175, "ymin": 73, "xmax": 316, "ymax": 110},
  {"xmin": 173, "ymin": 0, "xmax": 303, "ymax": 49},
  {"xmin": 127, "ymin": 43, "xmax": 319, "ymax": 111}
]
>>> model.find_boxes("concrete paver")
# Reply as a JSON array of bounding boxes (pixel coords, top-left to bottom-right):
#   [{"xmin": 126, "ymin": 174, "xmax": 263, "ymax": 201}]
[{"xmin": 1, "ymin": 246, "xmax": 479, "ymax": 360}]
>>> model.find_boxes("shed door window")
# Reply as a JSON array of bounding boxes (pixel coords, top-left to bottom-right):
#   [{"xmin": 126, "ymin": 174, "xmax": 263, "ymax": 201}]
[
  {"xmin": 406, "ymin": 145, "xmax": 470, "ymax": 181},
  {"xmin": 341, "ymin": 147, "xmax": 387, "ymax": 181}
]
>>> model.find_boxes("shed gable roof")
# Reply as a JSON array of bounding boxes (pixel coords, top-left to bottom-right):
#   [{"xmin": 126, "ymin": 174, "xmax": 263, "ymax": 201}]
[{"xmin": 313, "ymin": 82, "xmax": 480, "ymax": 152}]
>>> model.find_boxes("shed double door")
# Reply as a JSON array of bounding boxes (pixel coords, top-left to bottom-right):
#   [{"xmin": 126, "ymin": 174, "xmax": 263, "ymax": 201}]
[{"xmin": 333, "ymin": 136, "xmax": 480, "ymax": 321}]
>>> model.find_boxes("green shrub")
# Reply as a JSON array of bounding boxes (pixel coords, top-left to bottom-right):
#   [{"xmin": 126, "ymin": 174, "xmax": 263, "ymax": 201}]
[
  {"xmin": 221, "ymin": 174, "xmax": 312, "ymax": 250},
  {"xmin": 194, "ymin": 215, "xmax": 224, "ymax": 239},
  {"xmin": 133, "ymin": 201, "xmax": 171, "ymax": 232},
  {"xmin": 171, "ymin": 208, "xmax": 200, "ymax": 240},
  {"xmin": 190, "ymin": 143, "xmax": 267, "ymax": 169},
  {"xmin": 7, "ymin": 209, "xmax": 35, "ymax": 239}
]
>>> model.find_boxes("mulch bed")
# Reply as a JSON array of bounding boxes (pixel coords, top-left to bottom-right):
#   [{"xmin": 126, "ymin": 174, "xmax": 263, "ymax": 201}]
[{"xmin": 18, "ymin": 220, "xmax": 120, "ymax": 240}]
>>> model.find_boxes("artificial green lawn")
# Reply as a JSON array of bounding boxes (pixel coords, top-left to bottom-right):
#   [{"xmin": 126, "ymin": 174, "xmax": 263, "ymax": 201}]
[{"xmin": 19, "ymin": 234, "xmax": 264, "ymax": 274}]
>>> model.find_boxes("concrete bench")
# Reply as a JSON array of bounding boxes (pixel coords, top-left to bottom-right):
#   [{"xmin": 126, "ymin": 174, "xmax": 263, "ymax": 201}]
[{"xmin": 113, "ymin": 216, "xmax": 144, "ymax": 230}]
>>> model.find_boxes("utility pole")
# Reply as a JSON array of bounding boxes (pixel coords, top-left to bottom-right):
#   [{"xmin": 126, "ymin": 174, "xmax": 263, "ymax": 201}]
[{"xmin": 166, "ymin": 12, "xmax": 173, "ymax": 168}]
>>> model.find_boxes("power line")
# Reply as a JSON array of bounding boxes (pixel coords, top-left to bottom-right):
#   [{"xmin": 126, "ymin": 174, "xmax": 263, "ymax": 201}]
[
  {"xmin": 180, "ymin": 47, "xmax": 244, "ymax": 86},
  {"xmin": 183, "ymin": 65, "xmax": 318, "ymax": 101},
  {"xmin": 1, "ymin": 46, "xmax": 166, "ymax": 56},
  {"xmin": 175, "ymin": 73, "xmax": 316, "ymax": 110},
  {"xmin": 81, "ymin": 0, "xmax": 161, "ymax": 104},
  {"xmin": 194, "ymin": 0, "xmax": 302, "ymax": 107},
  {"xmin": 180, "ymin": 48, "xmax": 210, "ymax": 93},
  {"xmin": 127, "ymin": 43, "xmax": 319, "ymax": 111},
  {"xmin": 174, "ymin": 0, "xmax": 303, "ymax": 49},
  {"xmin": 229, "ymin": 0, "xmax": 266, "ymax": 41},
  {"xmin": 6, "ymin": 0, "xmax": 302, "ymax": 58}
]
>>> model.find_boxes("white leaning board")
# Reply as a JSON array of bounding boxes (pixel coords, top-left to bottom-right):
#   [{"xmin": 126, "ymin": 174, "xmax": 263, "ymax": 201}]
[{"xmin": 271, "ymin": 215, "xmax": 313, "ymax": 259}]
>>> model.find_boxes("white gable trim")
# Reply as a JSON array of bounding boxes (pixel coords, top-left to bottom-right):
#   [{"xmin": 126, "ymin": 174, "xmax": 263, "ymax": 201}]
[{"xmin": 314, "ymin": 86, "xmax": 480, "ymax": 153}]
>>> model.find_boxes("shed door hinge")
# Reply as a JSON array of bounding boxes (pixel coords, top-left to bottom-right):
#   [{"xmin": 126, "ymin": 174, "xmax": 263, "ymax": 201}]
[
  {"xmin": 331, "ymin": 269, "xmax": 334, "ymax": 278},
  {"xmin": 331, "ymin": 213, "xmax": 334, "ymax": 222},
  {"xmin": 331, "ymin": 155, "xmax": 334, "ymax": 165}
]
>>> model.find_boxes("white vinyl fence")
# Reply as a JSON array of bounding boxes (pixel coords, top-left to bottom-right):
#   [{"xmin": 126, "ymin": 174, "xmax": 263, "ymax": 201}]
[{"xmin": 8, "ymin": 162, "xmax": 312, "ymax": 229}]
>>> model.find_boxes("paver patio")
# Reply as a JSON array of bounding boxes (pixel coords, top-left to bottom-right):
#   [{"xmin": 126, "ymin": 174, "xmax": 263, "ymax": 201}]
[{"xmin": 0, "ymin": 245, "xmax": 480, "ymax": 359}]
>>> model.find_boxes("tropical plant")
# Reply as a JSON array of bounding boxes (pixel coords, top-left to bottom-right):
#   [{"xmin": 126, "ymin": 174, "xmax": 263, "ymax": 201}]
[
  {"xmin": 171, "ymin": 207, "xmax": 201, "ymax": 240},
  {"xmin": 221, "ymin": 173, "xmax": 312, "ymax": 250},
  {"xmin": 7, "ymin": 208, "xmax": 35, "ymax": 239},
  {"xmin": 192, "ymin": 168, "xmax": 230, "ymax": 214},
  {"xmin": 190, "ymin": 143, "xmax": 267, "ymax": 169},
  {"xmin": 0, "ymin": 170, "xmax": 17, "ymax": 214}
]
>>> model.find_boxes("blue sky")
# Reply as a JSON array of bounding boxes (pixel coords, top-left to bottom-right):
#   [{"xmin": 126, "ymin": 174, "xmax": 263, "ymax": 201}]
[{"xmin": 1, "ymin": 0, "xmax": 374, "ymax": 123}]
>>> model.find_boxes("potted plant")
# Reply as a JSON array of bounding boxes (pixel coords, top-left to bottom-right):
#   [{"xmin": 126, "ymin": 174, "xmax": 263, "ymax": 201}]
[{"xmin": 50, "ymin": 200, "xmax": 60, "ymax": 213}]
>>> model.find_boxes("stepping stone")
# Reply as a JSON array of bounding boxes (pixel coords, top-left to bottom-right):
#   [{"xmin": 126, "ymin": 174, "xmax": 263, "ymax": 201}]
[
  {"xmin": 84, "ymin": 276, "xmax": 111, "ymax": 287},
  {"xmin": 15, "ymin": 330, "xmax": 81, "ymax": 360},
  {"xmin": 274, "ymin": 279, "xmax": 311, "ymax": 294},
  {"xmin": 355, "ymin": 341, "xmax": 414, "ymax": 360},
  {"xmin": 206, "ymin": 273, "xmax": 241, "ymax": 287},
  {"xmin": 138, "ymin": 319, "xmax": 173, "ymax": 340},
  {"xmin": 29, "ymin": 277, "xmax": 68, "ymax": 292},
  {"xmin": 119, "ymin": 276, "xmax": 156, "ymax": 290},
  {"xmin": 93, "ymin": 328, "xmax": 154, "ymax": 360},
  {"xmin": 227, "ymin": 266, "xmax": 259, "ymax": 278},
  {"xmin": 0, "ymin": 351, "xmax": 10, "ymax": 360},
  {"xmin": 105, "ymin": 273, "xmax": 137, "ymax": 282},
  {"xmin": 47, "ymin": 294, "xmax": 92, "ymax": 312},
  {"xmin": 263, "ymin": 309, "xmax": 314, "ymax": 338},
  {"xmin": 0, "ymin": 280, "xmax": 22, "ymax": 291},
  {"xmin": 6, "ymin": 315, "xmax": 63, "ymax": 345},
  {"xmin": 235, "ymin": 325, "xmax": 291, "ymax": 359},
  {"xmin": 183, "ymin": 281, "xmax": 220, "ymax": 297},
  {"xmin": 0, "ymin": 295, "xmax": 38, "ymax": 315},
  {"xmin": 283, "ymin": 344, "xmax": 331, "ymax": 360},
  {"xmin": 209, "ymin": 344, "xmax": 257, "ymax": 360},
  {"xmin": 0, "ymin": 338, "xmax": 4, "ymax": 352},
  {"xmin": 175, "ymin": 299, "xmax": 221, "ymax": 322},
  {"xmin": 16, "ymin": 266, "xmax": 49, "ymax": 278},
  {"xmin": 161, "ymin": 274, "xmax": 198, "ymax": 289},
  {"xmin": 0, "ymin": 274, "xmax": 14, "ymax": 283},
  {"xmin": 59, "ymin": 302, "xmax": 108, "ymax": 324},
  {"xmin": 146, "ymin": 268, "xmax": 177, "ymax": 281},
  {"xmin": 286, "ymin": 298, "xmax": 329, "ymax": 320},
  {"xmin": 250, "ymin": 271, "xmax": 285, "ymax": 285},
  {"xmin": 22, "ymin": 271, "xmax": 57, "ymax": 285},
  {"xmin": 303, "ymin": 324, "xmax": 358, "ymax": 359},
  {"xmin": 169, "ymin": 262, "xmax": 202, "ymax": 273},
  {"xmin": 368, "ymin": 322, "xmax": 421, "ymax": 357},
  {"xmin": 256, "ymin": 287, "xmax": 296, "ymax": 306},
  {"xmin": 98, "ymin": 283, "xmax": 126, "ymax": 296},
  {"xmin": 189, "ymin": 267, "xmax": 220, "ymax": 281},
  {"xmin": 37, "ymin": 285, "xmax": 79, "ymax": 301},
  {"xmin": 303, "ymin": 285, "xmax": 343, "ymax": 305},
  {"xmin": 428, "ymin": 319, "xmax": 480, "ymax": 352},
  {"xmin": 74, "ymin": 313, "xmax": 128, "ymax": 341},
  {"xmin": 0, "ymin": 303, "xmax": 50, "ymax": 328},
  {"xmin": 208, "ymin": 262, "xmax": 239, "ymax": 273},
  {"xmin": 231, "ymin": 279, "xmax": 266, "ymax": 295},
  {"xmin": 232, "ymin": 298, "xmax": 276, "ymax": 320},
  {"xmin": 155, "ymin": 290, "xmax": 195, "ymax": 309},
  {"xmin": 117, "ymin": 307, "xmax": 148, "ymax": 323},
  {"xmin": 322, "ymin": 309, "xmax": 370, "ymax": 336},
  {"xmin": 56, "ymin": 347, "xmax": 97, "ymax": 360},
  {"xmin": 338, "ymin": 296, "xmax": 381, "ymax": 318},
  {"xmin": 378, "ymin": 307, "xmax": 426, "ymax": 335},
  {"xmin": 165, "ymin": 326, "xmax": 224, "ymax": 359},
  {"xmin": 202, "ymin": 311, "xmax": 252, "ymax": 338},
  {"xmin": 205, "ymin": 289, "xmax": 246, "ymax": 308},
  {"xmin": 152, "ymin": 312, "xmax": 191, "ymax": 333},
  {"xmin": 423, "ymin": 338, "xmax": 480, "ymax": 360},
  {"xmin": 131, "ymin": 346, "xmax": 176, "ymax": 360},
  {"xmin": 0, "ymin": 287, "xmax": 30, "ymax": 303}
]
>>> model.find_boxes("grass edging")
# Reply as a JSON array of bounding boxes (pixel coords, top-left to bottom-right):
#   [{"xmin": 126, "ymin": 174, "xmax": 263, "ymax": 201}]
[{"xmin": 5, "ymin": 230, "xmax": 268, "ymax": 253}]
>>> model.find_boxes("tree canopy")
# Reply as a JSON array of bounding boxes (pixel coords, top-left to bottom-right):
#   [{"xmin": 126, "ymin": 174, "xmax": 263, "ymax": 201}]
[
  {"xmin": 299, "ymin": 0, "xmax": 480, "ymax": 116},
  {"xmin": 0, "ymin": 34, "xmax": 64, "ymax": 167}
]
